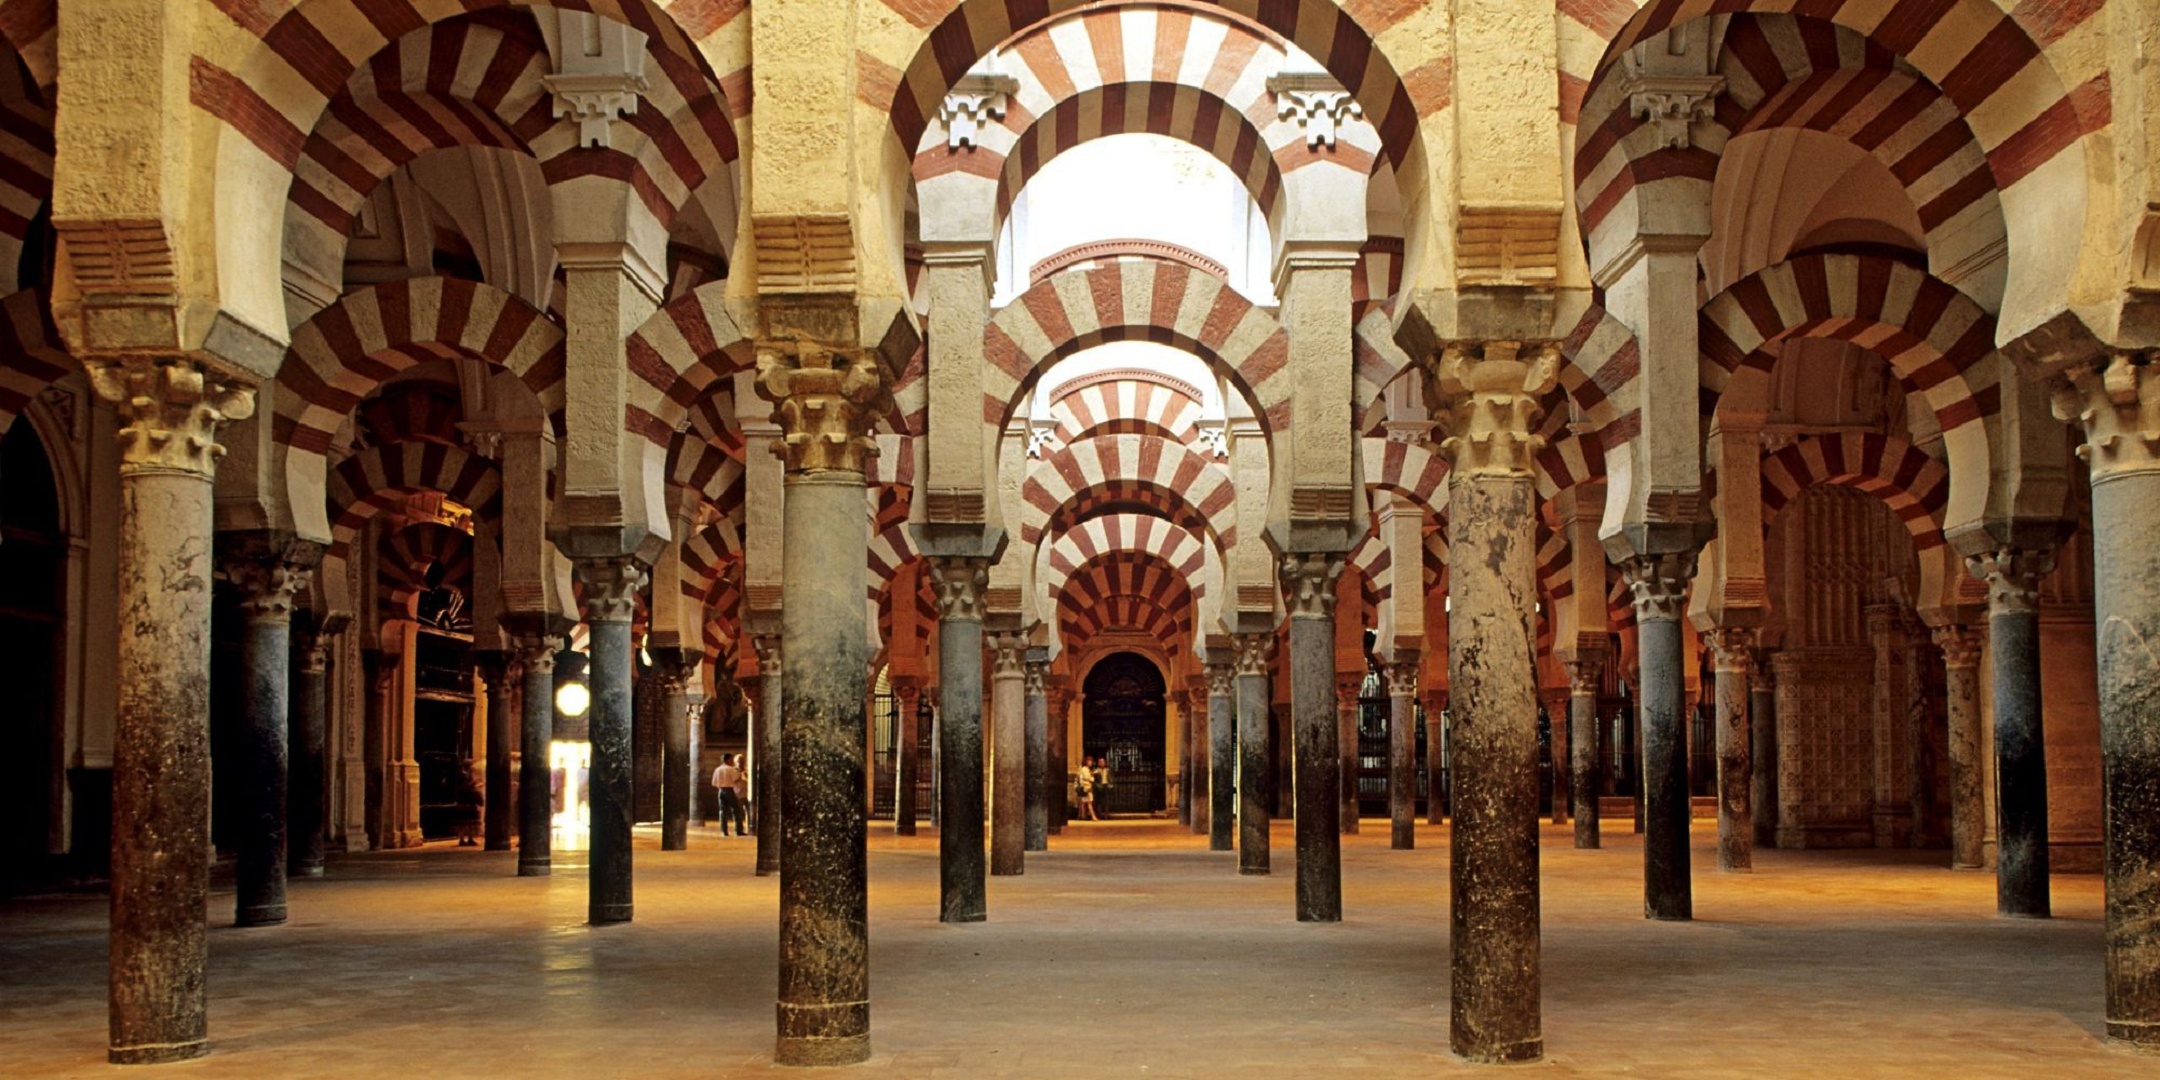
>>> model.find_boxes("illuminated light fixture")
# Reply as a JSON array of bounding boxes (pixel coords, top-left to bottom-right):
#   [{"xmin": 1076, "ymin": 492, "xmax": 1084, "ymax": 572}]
[{"xmin": 556, "ymin": 680, "xmax": 591, "ymax": 718}]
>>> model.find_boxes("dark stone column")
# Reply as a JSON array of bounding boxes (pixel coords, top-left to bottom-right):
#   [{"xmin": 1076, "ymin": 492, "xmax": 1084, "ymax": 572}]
[
  {"xmin": 1620, "ymin": 552, "xmax": 1696, "ymax": 921},
  {"xmin": 1386, "ymin": 661, "xmax": 1417, "ymax": 849},
  {"xmin": 475, "ymin": 650, "xmax": 516, "ymax": 852},
  {"xmin": 753, "ymin": 637, "xmax": 782, "ymax": 876},
  {"xmin": 1233, "ymin": 633, "xmax": 1272, "ymax": 875},
  {"xmin": 1175, "ymin": 687, "xmax": 1195, "ymax": 828},
  {"xmin": 1430, "ymin": 340, "xmax": 1557, "ymax": 1062},
  {"xmin": 1933, "ymin": 625, "xmax": 1985, "ymax": 869},
  {"xmin": 1564, "ymin": 654, "xmax": 1602, "ymax": 849},
  {"xmin": 989, "ymin": 630, "xmax": 1025, "ymax": 876},
  {"xmin": 574, "ymin": 558, "xmax": 646, "ymax": 925},
  {"xmin": 1546, "ymin": 690, "xmax": 1569, "ymax": 826},
  {"xmin": 1335, "ymin": 674, "xmax": 1360, "ymax": 835},
  {"xmin": 654, "ymin": 649, "xmax": 695, "ymax": 851},
  {"xmin": 513, "ymin": 635, "xmax": 558, "ymax": 876},
  {"xmin": 1968, "ymin": 548, "xmax": 2055, "ymax": 918},
  {"xmin": 1207, "ymin": 663, "xmax": 1234, "ymax": 851},
  {"xmin": 894, "ymin": 676, "xmax": 922, "ymax": 836},
  {"xmin": 93, "ymin": 358, "xmax": 254, "ymax": 1063},
  {"xmin": 1703, "ymin": 628, "xmax": 1755, "ymax": 872},
  {"xmin": 1187, "ymin": 676, "xmax": 1209, "ymax": 836},
  {"xmin": 223, "ymin": 540, "xmax": 316, "ymax": 928},
  {"xmin": 1047, "ymin": 679, "xmax": 1070, "ymax": 834},
  {"xmin": 290, "ymin": 630, "xmax": 331, "ymax": 878},
  {"xmin": 1024, "ymin": 652, "xmax": 1048, "ymax": 852},
  {"xmin": 1284, "ymin": 553, "xmax": 1346, "ymax": 921},
  {"xmin": 1749, "ymin": 654, "xmax": 1777, "ymax": 849},
  {"xmin": 1424, "ymin": 690, "xmax": 1447, "ymax": 824},
  {"xmin": 927, "ymin": 557, "xmax": 990, "ymax": 920}
]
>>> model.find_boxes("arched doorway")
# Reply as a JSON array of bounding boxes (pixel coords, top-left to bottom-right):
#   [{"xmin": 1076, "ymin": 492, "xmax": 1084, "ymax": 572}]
[
  {"xmin": 1082, "ymin": 652, "xmax": 1165, "ymax": 816},
  {"xmin": 0, "ymin": 417, "xmax": 65, "ymax": 885}
]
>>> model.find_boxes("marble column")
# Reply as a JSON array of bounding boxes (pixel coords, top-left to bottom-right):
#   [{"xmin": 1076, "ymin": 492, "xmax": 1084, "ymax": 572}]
[
  {"xmin": 1933, "ymin": 625, "xmax": 1985, "ymax": 869},
  {"xmin": 1968, "ymin": 547, "xmax": 2056, "ymax": 918},
  {"xmin": 1207, "ymin": 662, "xmax": 1234, "ymax": 851},
  {"xmin": 753, "ymin": 636, "xmax": 782, "ymax": 875},
  {"xmin": 1285, "ymin": 554, "xmax": 1346, "ymax": 921},
  {"xmin": 1188, "ymin": 676, "xmax": 1209, "ymax": 836},
  {"xmin": 290, "ymin": 631, "xmax": 331, "ymax": 878},
  {"xmin": 574, "ymin": 557, "xmax": 646, "ymax": 926},
  {"xmin": 1749, "ymin": 654, "xmax": 1777, "ymax": 849},
  {"xmin": 1424, "ymin": 690, "xmax": 1447, "ymax": 824},
  {"xmin": 223, "ymin": 542, "xmax": 315, "ymax": 928},
  {"xmin": 1866, "ymin": 603, "xmax": 1911, "ymax": 849},
  {"xmin": 655, "ymin": 651, "xmax": 695, "ymax": 851},
  {"xmin": 1386, "ymin": 662, "xmax": 1417, "ymax": 850},
  {"xmin": 989, "ymin": 631, "xmax": 1026, "ymax": 876},
  {"xmin": 927, "ymin": 557, "xmax": 990, "ymax": 920},
  {"xmin": 1336, "ymin": 673, "xmax": 1361, "ymax": 835},
  {"xmin": 475, "ymin": 651, "xmax": 517, "ymax": 852},
  {"xmin": 757, "ymin": 339, "xmax": 887, "ymax": 1067},
  {"xmin": 89, "ymin": 357, "xmax": 254, "ymax": 1063},
  {"xmin": 1703, "ymin": 628, "xmax": 1755, "ymax": 871},
  {"xmin": 894, "ymin": 677, "xmax": 922, "ymax": 836},
  {"xmin": 1429, "ymin": 340, "xmax": 1557, "ymax": 1062},
  {"xmin": 1024, "ymin": 654, "xmax": 1049, "ymax": 852},
  {"xmin": 1621, "ymin": 552, "xmax": 1697, "ymax": 921},
  {"xmin": 1233, "ymin": 632, "xmax": 1273, "ymax": 875},
  {"xmin": 514, "ymin": 635, "xmax": 558, "ymax": 876},
  {"xmin": 1047, "ymin": 681, "xmax": 1070, "ymax": 834},
  {"xmin": 1174, "ymin": 689, "xmax": 1194, "ymax": 827},
  {"xmin": 1564, "ymin": 654, "xmax": 1603, "ymax": 849}
]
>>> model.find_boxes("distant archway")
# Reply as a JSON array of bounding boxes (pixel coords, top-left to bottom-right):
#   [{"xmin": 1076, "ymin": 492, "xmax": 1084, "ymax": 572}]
[{"xmin": 1080, "ymin": 651, "xmax": 1167, "ymax": 816}]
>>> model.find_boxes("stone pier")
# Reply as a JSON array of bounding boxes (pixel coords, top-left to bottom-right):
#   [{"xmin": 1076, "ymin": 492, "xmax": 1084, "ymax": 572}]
[
  {"xmin": 928, "ymin": 557, "xmax": 990, "ymax": 919},
  {"xmin": 1336, "ymin": 673, "xmax": 1360, "ymax": 835},
  {"xmin": 514, "ymin": 634, "xmax": 558, "ymax": 877},
  {"xmin": 290, "ymin": 631, "xmax": 331, "ymax": 878},
  {"xmin": 757, "ymin": 336, "xmax": 889, "ymax": 1067},
  {"xmin": 895, "ymin": 677, "xmax": 922, "ymax": 836},
  {"xmin": 1750, "ymin": 655, "xmax": 1777, "ymax": 849},
  {"xmin": 1386, "ymin": 662, "xmax": 1416, "ymax": 849},
  {"xmin": 753, "ymin": 636, "xmax": 782, "ymax": 875},
  {"xmin": 1284, "ymin": 553, "xmax": 1345, "ymax": 921},
  {"xmin": 1969, "ymin": 547, "xmax": 2056, "ymax": 918},
  {"xmin": 1564, "ymin": 654, "xmax": 1602, "ymax": 849},
  {"xmin": 655, "ymin": 649, "xmax": 695, "ymax": 851},
  {"xmin": 1207, "ymin": 661, "xmax": 1234, "ymax": 852},
  {"xmin": 1429, "ymin": 340, "xmax": 1555, "ymax": 1063},
  {"xmin": 575, "ymin": 557, "xmax": 646, "ymax": 926},
  {"xmin": 1024, "ymin": 651, "xmax": 1049, "ymax": 852},
  {"xmin": 224, "ymin": 539, "xmax": 314, "ymax": 928},
  {"xmin": 1622, "ymin": 552, "xmax": 1696, "ymax": 921},
  {"xmin": 1705, "ymin": 628, "xmax": 1755, "ymax": 871},
  {"xmin": 89, "ymin": 357, "xmax": 255, "ymax": 1063},
  {"xmin": 989, "ymin": 631, "xmax": 1026, "ymax": 876},
  {"xmin": 1933, "ymin": 625, "xmax": 1985, "ymax": 869},
  {"xmin": 475, "ymin": 651, "xmax": 515, "ymax": 853},
  {"xmin": 1233, "ymin": 632, "xmax": 1272, "ymax": 875}
]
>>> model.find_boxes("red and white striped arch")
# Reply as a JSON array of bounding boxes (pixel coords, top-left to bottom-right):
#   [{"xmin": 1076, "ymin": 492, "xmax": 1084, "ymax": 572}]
[
  {"xmin": 1698, "ymin": 253, "xmax": 1993, "ymax": 525},
  {"xmin": 1021, "ymin": 432, "xmax": 1235, "ymax": 547},
  {"xmin": 0, "ymin": 289, "xmax": 73, "ymax": 438},
  {"xmin": 666, "ymin": 393, "xmax": 745, "ymax": 507},
  {"xmin": 0, "ymin": 45, "xmax": 50, "ymax": 299},
  {"xmin": 376, "ymin": 520, "xmax": 475, "ymax": 613},
  {"xmin": 1041, "ymin": 512, "xmax": 1209, "ymax": 604},
  {"xmin": 1053, "ymin": 548, "xmax": 1199, "ymax": 654},
  {"xmin": 622, "ymin": 281, "xmax": 752, "ymax": 451},
  {"xmin": 324, "ymin": 441, "xmax": 502, "ymax": 562},
  {"xmin": 1043, "ymin": 369, "xmax": 1210, "ymax": 450},
  {"xmin": 1760, "ymin": 431, "xmax": 1949, "ymax": 550},
  {"xmin": 986, "ymin": 256, "xmax": 1289, "ymax": 431}
]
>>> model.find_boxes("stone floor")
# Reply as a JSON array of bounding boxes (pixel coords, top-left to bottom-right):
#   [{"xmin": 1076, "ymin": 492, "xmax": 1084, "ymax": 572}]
[{"xmin": 0, "ymin": 818, "xmax": 2150, "ymax": 1078}]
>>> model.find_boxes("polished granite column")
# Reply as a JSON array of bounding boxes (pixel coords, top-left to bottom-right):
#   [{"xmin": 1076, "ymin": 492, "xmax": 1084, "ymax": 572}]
[
  {"xmin": 1968, "ymin": 547, "xmax": 2056, "ymax": 918},
  {"xmin": 753, "ymin": 635, "xmax": 782, "ymax": 875},
  {"xmin": 1047, "ymin": 679, "xmax": 1070, "ymax": 835},
  {"xmin": 514, "ymin": 634, "xmax": 558, "ymax": 877},
  {"xmin": 1386, "ymin": 661, "xmax": 1417, "ymax": 849},
  {"xmin": 90, "ymin": 357, "xmax": 255, "ymax": 1063},
  {"xmin": 1932, "ymin": 625, "xmax": 1984, "ymax": 869},
  {"xmin": 1564, "ymin": 653, "xmax": 1603, "ymax": 849},
  {"xmin": 1425, "ymin": 689, "xmax": 1447, "ymax": 824},
  {"xmin": 1187, "ymin": 676, "xmax": 1209, "ymax": 836},
  {"xmin": 1750, "ymin": 653, "xmax": 1777, "ymax": 849},
  {"xmin": 1335, "ymin": 673, "xmax": 1360, "ymax": 835},
  {"xmin": 988, "ymin": 630, "xmax": 1026, "ymax": 876},
  {"xmin": 1704, "ymin": 628, "xmax": 1755, "ymax": 871},
  {"xmin": 574, "ymin": 557, "xmax": 646, "ymax": 926},
  {"xmin": 290, "ymin": 630, "xmax": 331, "ymax": 878},
  {"xmin": 927, "ymin": 557, "xmax": 990, "ymax": 920},
  {"xmin": 473, "ymin": 650, "xmax": 516, "ymax": 853},
  {"xmin": 654, "ymin": 650, "xmax": 695, "ymax": 851},
  {"xmin": 1024, "ymin": 652, "xmax": 1049, "ymax": 852},
  {"xmin": 1207, "ymin": 662, "xmax": 1235, "ymax": 851},
  {"xmin": 1284, "ymin": 553, "xmax": 1346, "ymax": 921},
  {"xmin": 1430, "ymin": 340, "xmax": 1557, "ymax": 1062},
  {"xmin": 223, "ymin": 539, "xmax": 316, "ymax": 928},
  {"xmin": 1621, "ymin": 552, "xmax": 1697, "ymax": 921},
  {"xmin": 1233, "ymin": 632, "xmax": 1273, "ymax": 875},
  {"xmin": 895, "ymin": 676, "xmax": 922, "ymax": 836}
]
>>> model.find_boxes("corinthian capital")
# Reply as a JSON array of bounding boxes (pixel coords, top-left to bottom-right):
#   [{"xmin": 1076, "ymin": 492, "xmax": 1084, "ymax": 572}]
[
  {"xmin": 1231, "ymin": 632, "xmax": 1274, "ymax": 677},
  {"xmin": 1205, "ymin": 662, "xmax": 1234, "ymax": 699},
  {"xmin": 1425, "ymin": 340, "xmax": 1561, "ymax": 476},
  {"xmin": 1965, "ymin": 548, "xmax": 2056, "ymax": 617},
  {"xmin": 925, "ymin": 556, "xmax": 991, "ymax": 622},
  {"xmin": 573, "ymin": 556, "xmax": 648, "ymax": 624},
  {"xmin": 1625, "ymin": 74, "xmax": 1725, "ymax": 149},
  {"xmin": 1279, "ymin": 552, "xmax": 1344, "ymax": 619},
  {"xmin": 86, "ymin": 356, "xmax": 256, "ymax": 477},
  {"xmin": 1701, "ymin": 626, "xmax": 1757, "ymax": 670},
  {"xmin": 2052, "ymin": 350, "xmax": 2160, "ymax": 484},
  {"xmin": 1617, "ymin": 551, "xmax": 1696, "ymax": 623},
  {"xmin": 221, "ymin": 532, "xmax": 324, "ymax": 623},
  {"xmin": 753, "ymin": 339, "xmax": 892, "ymax": 475},
  {"xmin": 1931, "ymin": 623, "xmax": 1983, "ymax": 670}
]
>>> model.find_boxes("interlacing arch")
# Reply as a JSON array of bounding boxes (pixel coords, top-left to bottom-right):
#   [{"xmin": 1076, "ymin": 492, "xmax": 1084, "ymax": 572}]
[
  {"xmin": 986, "ymin": 256, "xmax": 1288, "ymax": 430},
  {"xmin": 622, "ymin": 280, "xmax": 753, "ymax": 451},
  {"xmin": 1361, "ymin": 436, "xmax": 1448, "ymax": 519},
  {"xmin": 1043, "ymin": 370, "xmax": 1210, "ymax": 452},
  {"xmin": 1041, "ymin": 513, "xmax": 1208, "ymax": 601},
  {"xmin": 1760, "ymin": 431, "xmax": 1949, "ymax": 550},
  {"xmin": 324, "ymin": 442, "xmax": 503, "ymax": 561},
  {"xmin": 1021, "ymin": 432, "xmax": 1235, "ymax": 547},
  {"xmin": 1053, "ymin": 549, "xmax": 1198, "ymax": 654},
  {"xmin": 377, "ymin": 520, "xmax": 476, "ymax": 613}
]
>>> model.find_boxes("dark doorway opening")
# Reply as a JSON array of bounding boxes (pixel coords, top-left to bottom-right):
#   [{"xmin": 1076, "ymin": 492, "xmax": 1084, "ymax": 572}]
[
  {"xmin": 0, "ymin": 418, "xmax": 64, "ymax": 887},
  {"xmin": 1082, "ymin": 652, "xmax": 1166, "ymax": 816}
]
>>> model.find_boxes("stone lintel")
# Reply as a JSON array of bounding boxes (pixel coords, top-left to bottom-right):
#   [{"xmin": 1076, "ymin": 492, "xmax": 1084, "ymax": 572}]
[{"xmin": 910, "ymin": 523, "xmax": 1008, "ymax": 563}]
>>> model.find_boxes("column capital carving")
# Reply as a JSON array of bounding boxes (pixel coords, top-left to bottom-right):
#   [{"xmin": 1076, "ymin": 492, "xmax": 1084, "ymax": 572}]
[
  {"xmin": 1931, "ymin": 623, "xmax": 1984, "ymax": 670},
  {"xmin": 1701, "ymin": 626, "xmax": 1757, "ymax": 670},
  {"xmin": 753, "ymin": 339, "xmax": 892, "ymax": 475},
  {"xmin": 936, "ymin": 72, "xmax": 1019, "ymax": 149},
  {"xmin": 221, "ymin": 536, "xmax": 322, "ymax": 623},
  {"xmin": 1748, "ymin": 648, "xmax": 1777, "ymax": 686},
  {"xmin": 1279, "ymin": 551, "xmax": 1345, "ymax": 619},
  {"xmin": 514, "ymin": 635, "xmax": 562, "ymax": 675},
  {"xmin": 297, "ymin": 629, "xmax": 333, "ymax": 675},
  {"xmin": 1023, "ymin": 657, "xmax": 1048, "ymax": 695},
  {"xmin": 1384, "ymin": 661, "xmax": 1418, "ymax": 698},
  {"xmin": 1231, "ymin": 632, "xmax": 1273, "ymax": 677},
  {"xmin": 1267, "ymin": 73, "xmax": 1364, "ymax": 148},
  {"xmin": 1562, "ymin": 654, "xmax": 1604, "ymax": 695},
  {"xmin": 572, "ymin": 555, "xmax": 648, "ymax": 624},
  {"xmin": 2052, "ymin": 349, "xmax": 2160, "ymax": 484},
  {"xmin": 1964, "ymin": 547, "xmax": 2056, "ymax": 617},
  {"xmin": 925, "ymin": 556, "xmax": 991, "ymax": 621},
  {"xmin": 752, "ymin": 633, "xmax": 782, "ymax": 678},
  {"xmin": 86, "ymin": 356, "xmax": 257, "ymax": 478},
  {"xmin": 1624, "ymin": 74, "xmax": 1725, "ymax": 149},
  {"xmin": 987, "ymin": 630, "xmax": 1026, "ymax": 675},
  {"xmin": 1205, "ymin": 662, "xmax": 1235, "ymax": 699},
  {"xmin": 1424, "ymin": 340, "xmax": 1562, "ymax": 475},
  {"xmin": 1617, "ymin": 550, "xmax": 1696, "ymax": 623},
  {"xmin": 1334, "ymin": 671, "xmax": 1363, "ymax": 709}
]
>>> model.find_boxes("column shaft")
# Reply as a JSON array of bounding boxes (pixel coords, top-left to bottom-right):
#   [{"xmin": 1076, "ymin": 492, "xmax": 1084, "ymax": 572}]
[
  {"xmin": 1566, "ymin": 657, "xmax": 1602, "ymax": 849},
  {"xmin": 929, "ymin": 559, "xmax": 988, "ymax": 920},
  {"xmin": 1425, "ymin": 692, "xmax": 1447, "ymax": 824},
  {"xmin": 1935, "ymin": 628, "xmax": 1984, "ymax": 869},
  {"xmin": 895, "ymin": 682, "xmax": 920, "ymax": 836},
  {"xmin": 755, "ymin": 641, "xmax": 782, "ymax": 875},
  {"xmin": 1336, "ymin": 677, "xmax": 1360, "ymax": 835},
  {"xmin": 1047, "ymin": 684, "xmax": 1069, "ymax": 834},
  {"xmin": 1749, "ymin": 660, "xmax": 1777, "ymax": 849},
  {"xmin": 291, "ymin": 637, "xmax": 330, "ymax": 877},
  {"xmin": 482, "ymin": 655, "xmax": 516, "ymax": 852},
  {"xmin": 661, "ymin": 671, "xmax": 691, "ymax": 851},
  {"xmin": 1287, "ymin": 565, "xmax": 1343, "ymax": 920},
  {"xmin": 1624, "ymin": 554, "xmax": 1696, "ymax": 921},
  {"xmin": 229, "ymin": 557, "xmax": 308, "ymax": 928},
  {"xmin": 516, "ymin": 640, "xmax": 556, "ymax": 876},
  {"xmin": 1972, "ymin": 549, "xmax": 2053, "ymax": 918},
  {"xmin": 1387, "ymin": 667, "xmax": 1416, "ymax": 849},
  {"xmin": 1235, "ymin": 634, "xmax": 1271, "ymax": 874},
  {"xmin": 585, "ymin": 609, "xmax": 636, "ymax": 924},
  {"xmin": 1705, "ymin": 631, "xmax": 1754, "ymax": 871},
  {"xmin": 990, "ymin": 634, "xmax": 1025, "ymax": 876},
  {"xmin": 1024, "ymin": 660, "xmax": 1048, "ymax": 852},
  {"xmin": 1207, "ymin": 666, "xmax": 1234, "ymax": 852}
]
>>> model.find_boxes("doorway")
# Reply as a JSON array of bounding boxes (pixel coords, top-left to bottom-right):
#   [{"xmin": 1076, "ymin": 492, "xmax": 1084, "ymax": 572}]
[{"xmin": 1081, "ymin": 652, "xmax": 1166, "ymax": 816}]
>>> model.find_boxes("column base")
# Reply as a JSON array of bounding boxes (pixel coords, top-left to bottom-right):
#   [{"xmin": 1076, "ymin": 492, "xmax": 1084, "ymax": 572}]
[
  {"xmin": 235, "ymin": 904, "xmax": 287, "ymax": 927},
  {"xmin": 1392, "ymin": 823, "xmax": 1414, "ymax": 850},
  {"xmin": 1238, "ymin": 866, "xmax": 1269, "ymax": 876},
  {"xmin": 774, "ymin": 1034, "xmax": 871, "ymax": 1068},
  {"xmin": 590, "ymin": 904, "xmax": 632, "ymax": 925},
  {"xmin": 485, "ymin": 841, "xmax": 512, "ymax": 853},
  {"xmin": 776, "ymin": 1000, "xmax": 870, "ymax": 1067},
  {"xmin": 293, "ymin": 865, "xmax": 325, "ymax": 879},
  {"xmin": 110, "ymin": 1040, "xmax": 209, "ymax": 1066},
  {"xmin": 1453, "ymin": 1038, "xmax": 1543, "ymax": 1065},
  {"xmin": 2107, "ymin": 1020, "xmax": 2160, "ymax": 1052},
  {"xmin": 1998, "ymin": 909, "xmax": 2052, "ymax": 920},
  {"xmin": 518, "ymin": 860, "xmax": 550, "ymax": 877}
]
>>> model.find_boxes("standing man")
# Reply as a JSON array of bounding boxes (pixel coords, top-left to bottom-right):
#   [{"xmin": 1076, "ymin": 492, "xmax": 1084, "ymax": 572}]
[{"xmin": 713, "ymin": 754, "xmax": 748, "ymax": 837}]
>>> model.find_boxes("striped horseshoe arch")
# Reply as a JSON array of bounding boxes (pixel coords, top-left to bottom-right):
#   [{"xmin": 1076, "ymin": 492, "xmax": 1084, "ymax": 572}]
[
  {"xmin": 376, "ymin": 520, "xmax": 476, "ymax": 614},
  {"xmin": 0, "ymin": 289, "xmax": 74, "ymax": 438},
  {"xmin": 986, "ymin": 256, "xmax": 1289, "ymax": 431},
  {"xmin": 1043, "ymin": 370, "xmax": 1211, "ymax": 451},
  {"xmin": 325, "ymin": 442, "xmax": 502, "ymax": 562},
  {"xmin": 1759, "ymin": 431, "xmax": 1949, "ymax": 550},
  {"xmin": 1053, "ymin": 549, "xmax": 1199, "ymax": 653},
  {"xmin": 622, "ymin": 280, "xmax": 753, "ymax": 451},
  {"xmin": 1021, "ymin": 432, "xmax": 1235, "ymax": 547},
  {"xmin": 1041, "ymin": 513, "xmax": 1209, "ymax": 602}
]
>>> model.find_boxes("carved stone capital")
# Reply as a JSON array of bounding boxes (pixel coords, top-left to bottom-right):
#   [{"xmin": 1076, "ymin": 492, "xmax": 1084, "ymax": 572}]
[
  {"xmin": 1334, "ymin": 672, "xmax": 1363, "ymax": 709},
  {"xmin": 1931, "ymin": 623, "xmax": 1984, "ymax": 670},
  {"xmin": 573, "ymin": 556, "xmax": 648, "ymax": 624},
  {"xmin": 753, "ymin": 339, "xmax": 892, "ymax": 475},
  {"xmin": 1425, "ymin": 340, "xmax": 1561, "ymax": 476},
  {"xmin": 1965, "ymin": 547, "xmax": 2056, "ymax": 617},
  {"xmin": 1701, "ymin": 626, "xmax": 1757, "ymax": 670},
  {"xmin": 1231, "ymin": 632, "xmax": 1273, "ymax": 677},
  {"xmin": 1625, "ymin": 74, "xmax": 1725, "ymax": 149},
  {"xmin": 222, "ymin": 534, "xmax": 323, "ymax": 624},
  {"xmin": 544, "ymin": 71, "xmax": 648, "ymax": 148},
  {"xmin": 752, "ymin": 634, "xmax": 782, "ymax": 679},
  {"xmin": 1384, "ymin": 661, "xmax": 1418, "ymax": 698},
  {"xmin": 925, "ymin": 556, "xmax": 991, "ymax": 622},
  {"xmin": 2052, "ymin": 350, "xmax": 2160, "ymax": 484},
  {"xmin": 987, "ymin": 630, "xmax": 1026, "ymax": 676},
  {"xmin": 937, "ymin": 73, "xmax": 1018, "ymax": 149},
  {"xmin": 1267, "ymin": 73, "xmax": 1363, "ymax": 148},
  {"xmin": 85, "ymin": 356, "xmax": 256, "ymax": 478},
  {"xmin": 1562, "ymin": 655, "xmax": 1603, "ymax": 696},
  {"xmin": 1205, "ymin": 662, "xmax": 1235, "ymax": 699},
  {"xmin": 1279, "ymin": 551, "xmax": 1345, "ymax": 619},
  {"xmin": 515, "ymin": 636, "xmax": 562, "ymax": 675},
  {"xmin": 1617, "ymin": 551, "xmax": 1696, "ymax": 623},
  {"xmin": 1023, "ymin": 658, "xmax": 1048, "ymax": 696}
]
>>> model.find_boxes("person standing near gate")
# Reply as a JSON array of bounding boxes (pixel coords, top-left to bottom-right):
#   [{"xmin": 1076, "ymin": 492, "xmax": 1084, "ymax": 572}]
[
  {"xmin": 712, "ymin": 754, "xmax": 747, "ymax": 836},
  {"xmin": 1074, "ymin": 758, "xmax": 1099, "ymax": 821}
]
